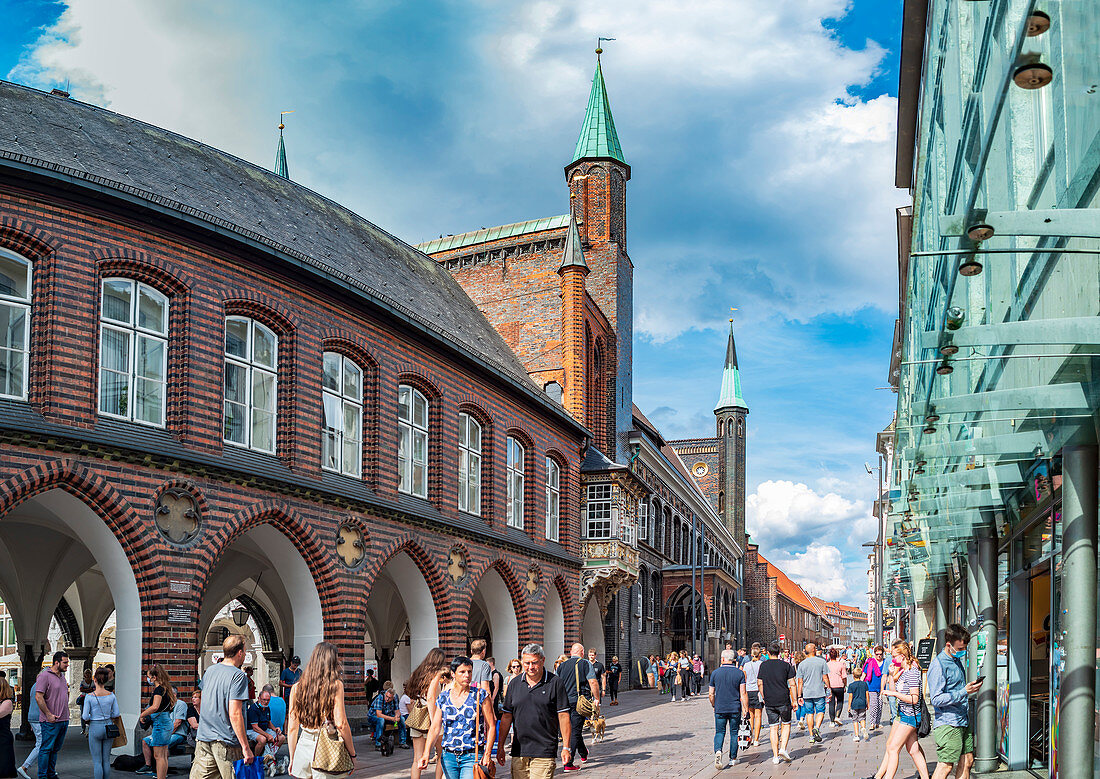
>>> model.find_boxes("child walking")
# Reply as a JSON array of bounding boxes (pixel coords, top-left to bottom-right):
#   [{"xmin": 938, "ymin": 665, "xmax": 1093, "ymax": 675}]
[{"xmin": 847, "ymin": 666, "xmax": 869, "ymax": 742}]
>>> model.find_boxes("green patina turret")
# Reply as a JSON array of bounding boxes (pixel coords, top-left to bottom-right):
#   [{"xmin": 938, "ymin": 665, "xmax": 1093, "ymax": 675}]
[
  {"xmin": 274, "ymin": 118, "xmax": 290, "ymax": 179},
  {"xmin": 715, "ymin": 320, "xmax": 748, "ymax": 412},
  {"xmin": 570, "ymin": 53, "xmax": 626, "ymax": 165}
]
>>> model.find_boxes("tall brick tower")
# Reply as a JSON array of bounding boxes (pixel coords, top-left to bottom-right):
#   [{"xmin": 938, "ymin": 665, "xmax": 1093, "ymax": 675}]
[
  {"xmin": 715, "ymin": 321, "xmax": 748, "ymax": 547},
  {"xmin": 565, "ymin": 50, "xmax": 633, "ymax": 462}
]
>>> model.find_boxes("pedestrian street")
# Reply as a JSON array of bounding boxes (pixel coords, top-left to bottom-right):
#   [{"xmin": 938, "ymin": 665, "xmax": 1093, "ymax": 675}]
[{"xmin": 349, "ymin": 689, "xmax": 943, "ymax": 779}]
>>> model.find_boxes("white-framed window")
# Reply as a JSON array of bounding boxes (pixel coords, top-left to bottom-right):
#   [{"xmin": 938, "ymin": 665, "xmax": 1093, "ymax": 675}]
[
  {"xmin": 506, "ymin": 436, "xmax": 525, "ymax": 529},
  {"xmin": 638, "ymin": 500, "xmax": 649, "ymax": 542},
  {"xmin": 223, "ymin": 316, "xmax": 277, "ymax": 453},
  {"xmin": 585, "ymin": 483, "xmax": 613, "ymax": 539},
  {"xmin": 545, "ymin": 457, "xmax": 560, "ymax": 541},
  {"xmin": 0, "ymin": 249, "xmax": 31, "ymax": 400},
  {"xmin": 322, "ymin": 352, "xmax": 362, "ymax": 477},
  {"xmin": 398, "ymin": 384, "xmax": 428, "ymax": 497},
  {"xmin": 458, "ymin": 412, "xmax": 482, "ymax": 514},
  {"xmin": 99, "ymin": 278, "xmax": 168, "ymax": 426}
]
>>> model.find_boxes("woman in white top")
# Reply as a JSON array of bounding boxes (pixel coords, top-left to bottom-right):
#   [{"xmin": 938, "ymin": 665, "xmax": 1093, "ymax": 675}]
[
  {"xmin": 82, "ymin": 667, "xmax": 120, "ymax": 779},
  {"xmin": 867, "ymin": 640, "xmax": 929, "ymax": 779}
]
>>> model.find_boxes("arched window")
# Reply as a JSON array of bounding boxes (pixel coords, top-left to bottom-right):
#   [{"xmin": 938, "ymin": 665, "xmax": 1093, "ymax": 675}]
[
  {"xmin": 458, "ymin": 412, "xmax": 482, "ymax": 514},
  {"xmin": 0, "ymin": 249, "xmax": 31, "ymax": 400},
  {"xmin": 321, "ymin": 352, "xmax": 362, "ymax": 477},
  {"xmin": 545, "ymin": 457, "xmax": 561, "ymax": 541},
  {"xmin": 224, "ymin": 316, "xmax": 277, "ymax": 452},
  {"xmin": 99, "ymin": 280, "xmax": 169, "ymax": 427},
  {"xmin": 506, "ymin": 436, "xmax": 525, "ymax": 529},
  {"xmin": 398, "ymin": 385, "xmax": 429, "ymax": 497}
]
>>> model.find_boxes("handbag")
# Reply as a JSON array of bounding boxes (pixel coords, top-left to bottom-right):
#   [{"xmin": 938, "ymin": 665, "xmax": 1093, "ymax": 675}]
[
  {"xmin": 405, "ymin": 698, "xmax": 431, "ymax": 732},
  {"xmin": 737, "ymin": 716, "xmax": 752, "ymax": 750},
  {"xmin": 917, "ymin": 688, "xmax": 932, "ymax": 738},
  {"xmin": 93, "ymin": 696, "xmax": 124, "ymax": 743},
  {"xmin": 473, "ymin": 690, "xmax": 496, "ymax": 779},
  {"xmin": 574, "ymin": 663, "xmax": 596, "ymax": 717},
  {"xmin": 311, "ymin": 722, "xmax": 354, "ymax": 775}
]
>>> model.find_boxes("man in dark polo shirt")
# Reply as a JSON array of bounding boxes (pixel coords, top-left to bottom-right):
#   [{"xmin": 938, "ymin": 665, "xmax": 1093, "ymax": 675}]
[{"xmin": 496, "ymin": 644, "xmax": 571, "ymax": 779}]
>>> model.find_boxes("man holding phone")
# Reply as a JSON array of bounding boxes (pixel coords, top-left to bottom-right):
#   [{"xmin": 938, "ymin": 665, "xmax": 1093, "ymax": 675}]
[{"xmin": 928, "ymin": 624, "xmax": 984, "ymax": 779}]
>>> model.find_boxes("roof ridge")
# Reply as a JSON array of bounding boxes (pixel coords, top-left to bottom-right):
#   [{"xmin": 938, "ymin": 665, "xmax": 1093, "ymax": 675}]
[{"xmin": 416, "ymin": 214, "xmax": 570, "ymax": 254}]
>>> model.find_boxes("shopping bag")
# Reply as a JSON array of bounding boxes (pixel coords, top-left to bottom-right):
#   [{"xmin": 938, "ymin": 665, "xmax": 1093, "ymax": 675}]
[
  {"xmin": 737, "ymin": 716, "xmax": 752, "ymax": 750},
  {"xmin": 233, "ymin": 757, "xmax": 265, "ymax": 779}
]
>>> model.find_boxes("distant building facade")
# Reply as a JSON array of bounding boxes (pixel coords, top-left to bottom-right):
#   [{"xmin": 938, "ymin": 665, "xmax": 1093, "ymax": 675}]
[{"xmin": 744, "ymin": 544, "xmax": 831, "ymax": 649}]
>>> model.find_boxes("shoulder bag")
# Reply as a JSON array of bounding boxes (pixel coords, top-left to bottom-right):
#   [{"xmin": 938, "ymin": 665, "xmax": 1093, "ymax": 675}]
[
  {"xmin": 93, "ymin": 695, "xmax": 123, "ymax": 742},
  {"xmin": 473, "ymin": 690, "xmax": 496, "ymax": 779},
  {"xmin": 916, "ymin": 678, "xmax": 932, "ymax": 738},
  {"xmin": 311, "ymin": 721, "xmax": 354, "ymax": 776},
  {"xmin": 574, "ymin": 662, "xmax": 596, "ymax": 717},
  {"xmin": 405, "ymin": 696, "xmax": 431, "ymax": 732}
]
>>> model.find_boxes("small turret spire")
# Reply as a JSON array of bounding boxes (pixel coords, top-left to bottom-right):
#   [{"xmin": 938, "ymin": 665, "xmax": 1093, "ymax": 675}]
[
  {"xmin": 558, "ymin": 214, "xmax": 589, "ymax": 273},
  {"xmin": 274, "ymin": 111, "xmax": 292, "ymax": 179},
  {"xmin": 715, "ymin": 318, "xmax": 748, "ymax": 411},
  {"xmin": 571, "ymin": 47, "xmax": 625, "ymax": 165}
]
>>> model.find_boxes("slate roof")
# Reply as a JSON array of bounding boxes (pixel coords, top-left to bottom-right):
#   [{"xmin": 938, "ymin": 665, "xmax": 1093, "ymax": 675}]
[
  {"xmin": 757, "ymin": 551, "xmax": 821, "ymax": 615},
  {"xmin": 0, "ymin": 81, "xmax": 578, "ymax": 424},
  {"xmin": 415, "ymin": 214, "xmax": 569, "ymax": 255}
]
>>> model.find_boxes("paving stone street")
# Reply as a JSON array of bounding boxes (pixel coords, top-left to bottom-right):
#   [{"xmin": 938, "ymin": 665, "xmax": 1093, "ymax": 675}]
[{"xmin": 350, "ymin": 688, "xmax": 942, "ymax": 779}]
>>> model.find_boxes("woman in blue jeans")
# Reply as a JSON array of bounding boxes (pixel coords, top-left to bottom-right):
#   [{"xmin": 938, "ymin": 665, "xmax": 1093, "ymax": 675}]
[
  {"xmin": 865, "ymin": 641, "xmax": 929, "ymax": 779},
  {"xmin": 138, "ymin": 664, "xmax": 177, "ymax": 779},
  {"xmin": 82, "ymin": 668, "xmax": 120, "ymax": 779},
  {"xmin": 417, "ymin": 657, "xmax": 496, "ymax": 779}
]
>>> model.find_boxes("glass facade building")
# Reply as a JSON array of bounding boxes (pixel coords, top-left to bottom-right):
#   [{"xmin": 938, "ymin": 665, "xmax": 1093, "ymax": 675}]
[{"xmin": 891, "ymin": 0, "xmax": 1099, "ymax": 775}]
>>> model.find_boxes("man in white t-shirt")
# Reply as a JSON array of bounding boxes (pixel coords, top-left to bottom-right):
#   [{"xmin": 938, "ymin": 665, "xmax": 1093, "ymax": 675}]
[
  {"xmin": 397, "ymin": 685, "xmax": 413, "ymax": 749},
  {"xmin": 742, "ymin": 643, "xmax": 765, "ymax": 747}
]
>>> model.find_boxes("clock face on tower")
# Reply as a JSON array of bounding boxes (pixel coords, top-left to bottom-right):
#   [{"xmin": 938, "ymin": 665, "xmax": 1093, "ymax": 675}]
[{"xmin": 692, "ymin": 462, "xmax": 709, "ymax": 478}]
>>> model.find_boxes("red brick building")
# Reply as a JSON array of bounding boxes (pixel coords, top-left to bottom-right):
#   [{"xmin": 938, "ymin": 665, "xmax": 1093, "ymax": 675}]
[
  {"xmin": 811, "ymin": 598, "xmax": 870, "ymax": 648},
  {"xmin": 744, "ymin": 544, "xmax": 832, "ymax": 650},
  {"xmin": 0, "ymin": 80, "xmax": 599, "ymax": 731}
]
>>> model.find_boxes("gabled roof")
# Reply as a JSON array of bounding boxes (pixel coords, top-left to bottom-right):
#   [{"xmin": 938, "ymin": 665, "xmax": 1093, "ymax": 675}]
[
  {"xmin": 571, "ymin": 58, "xmax": 625, "ymax": 165},
  {"xmin": 0, "ymin": 81, "xmax": 586, "ymax": 429},
  {"xmin": 415, "ymin": 215, "xmax": 569, "ymax": 255},
  {"xmin": 757, "ymin": 551, "xmax": 819, "ymax": 614}
]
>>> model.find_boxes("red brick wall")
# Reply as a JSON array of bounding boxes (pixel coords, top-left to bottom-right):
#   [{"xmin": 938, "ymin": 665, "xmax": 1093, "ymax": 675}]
[{"xmin": 0, "ymin": 182, "xmax": 590, "ymax": 706}]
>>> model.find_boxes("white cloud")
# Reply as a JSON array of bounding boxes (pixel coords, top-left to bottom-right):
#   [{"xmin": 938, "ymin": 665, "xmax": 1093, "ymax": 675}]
[{"xmin": 766, "ymin": 543, "xmax": 851, "ymax": 601}]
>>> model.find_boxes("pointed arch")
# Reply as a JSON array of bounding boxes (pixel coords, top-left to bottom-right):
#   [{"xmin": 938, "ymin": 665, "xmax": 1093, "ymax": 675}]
[{"xmin": 466, "ymin": 558, "xmax": 527, "ymax": 658}]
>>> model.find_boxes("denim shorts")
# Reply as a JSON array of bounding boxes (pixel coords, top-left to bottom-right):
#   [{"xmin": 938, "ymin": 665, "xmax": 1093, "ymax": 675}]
[
  {"xmin": 148, "ymin": 711, "xmax": 174, "ymax": 747},
  {"xmin": 804, "ymin": 697, "xmax": 826, "ymax": 714},
  {"xmin": 899, "ymin": 712, "xmax": 920, "ymax": 728}
]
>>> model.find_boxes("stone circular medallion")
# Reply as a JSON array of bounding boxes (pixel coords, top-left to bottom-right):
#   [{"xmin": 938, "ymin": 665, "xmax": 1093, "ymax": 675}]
[
  {"xmin": 336, "ymin": 524, "xmax": 366, "ymax": 569},
  {"xmin": 154, "ymin": 487, "xmax": 201, "ymax": 545}
]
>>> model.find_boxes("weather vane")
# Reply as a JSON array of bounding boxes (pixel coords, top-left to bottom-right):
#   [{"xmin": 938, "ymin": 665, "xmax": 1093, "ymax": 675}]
[
  {"xmin": 730, "ymin": 307, "xmax": 738, "ymax": 323},
  {"xmin": 596, "ymin": 36, "xmax": 616, "ymax": 57},
  {"xmin": 279, "ymin": 110, "xmax": 294, "ymax": 130}
]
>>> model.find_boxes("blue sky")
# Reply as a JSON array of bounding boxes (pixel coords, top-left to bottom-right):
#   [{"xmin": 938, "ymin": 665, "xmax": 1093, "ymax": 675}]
[{"xmin": 1, "ymin": 0, "xmax": 906, "ymax": 606}]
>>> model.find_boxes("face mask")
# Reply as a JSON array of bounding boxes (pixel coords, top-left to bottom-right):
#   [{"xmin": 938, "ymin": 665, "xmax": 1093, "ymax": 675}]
[{"xmin": 953, "ymin": 650, "xmax": 967, "ymax": 665}]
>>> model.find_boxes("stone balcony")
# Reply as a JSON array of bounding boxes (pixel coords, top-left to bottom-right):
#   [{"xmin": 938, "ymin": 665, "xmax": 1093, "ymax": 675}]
[{"xmin": 580, "ymin": 537, "xmax": 639, "ymax": 614}]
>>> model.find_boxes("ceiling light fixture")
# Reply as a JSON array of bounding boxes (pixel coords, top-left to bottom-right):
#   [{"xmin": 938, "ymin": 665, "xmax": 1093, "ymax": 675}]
[
  {"xmin": 1026, "ymin": 10, "xmax": 1051, "ymax": 37},
  {"xmin": 936, "ymin": 362, "xmax": 955, "ymax": 376},
  {"xmin": 966, "ymin": 223, "xmax": 995, "ymax": 241},
  {"xmin": 959, "ymin": 257, "xmax": 984, "ymax": 276},
  {"xmin": 1013, "ymin": 62, "xmax": 1054, "ymax": 89}
]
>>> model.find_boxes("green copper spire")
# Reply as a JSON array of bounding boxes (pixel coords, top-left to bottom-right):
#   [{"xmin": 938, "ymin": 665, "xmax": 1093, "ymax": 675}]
[
  {"xmin": 571, "ymin": 53, "xmax": 625, "ymax": 165},
  {"xmin": 715, "ymin": 320, "xmax": 748, "ymax": 411},
  {"xmin": 274, "ymin": 113, "xmax": 290, "ymax": 179}
]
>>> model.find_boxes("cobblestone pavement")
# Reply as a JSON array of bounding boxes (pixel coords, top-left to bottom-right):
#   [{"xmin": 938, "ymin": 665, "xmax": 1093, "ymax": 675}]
[{"xmin": 351, "ymin": 688, "xmax": 944, "ymax": 779}]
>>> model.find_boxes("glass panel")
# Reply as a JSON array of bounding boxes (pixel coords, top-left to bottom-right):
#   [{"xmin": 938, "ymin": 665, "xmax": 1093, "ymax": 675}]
[
  {"xmin": 343, "ymin": 360, "xmax": 361, "ymax": 401},
  {"xmin": 252, "ymin": 323, "xmax": 276, "ymax": 368},
  {"xmin": 0, "ymin": 348, "xmax": 24, "ymax": 398},
  {"xmin": 99, "ymin": 368, "xmax": 128, "ymax": 416},
  {"xmin": 0, "ymin": 252, "xmax": 30, "ymax": 300},
  {"xmin": 322, "ymin": 352, "xmax": 341, "ymax": 392},
  {"xmin": 468, "ymin": 418, "xmax": 480, "ymax": 451},
  {"xmin": 458, "ymin": 413, "xmax": 468, "ymax": 448},
  {"xmin": 223, "ymin": 362, "xmax": 247, "ymax": 404},
  {"xmin": 398, "ymin": 386, "xmax": 411, "ymax": 422},
  {"xmin": 252, "ymin": 409, "xmax": 275, "ymax": 452},
  {"xmin": 468, "ymin": 452, "xmax": 480, "ymax": 514},
  {"xmin": 0, "ymin": 303, "xmax": 26, "ymax": 351},
  {"xmin": 225, "ymin": 317, "xmax": 249, "ymax": 358},
  {"xmin": 136, "ymin": 335, "xmax": 166, "ymax": 382},
  {"xmin": 224, "ymin": 401, "xmax": 246, "ymax": 443},
  {"xmin": 322, "ymin": 392, "xmax": 341, "ymax": 434},
  {"xmin": 342, "ymin": 401, "xmax": 360, "ymax": 441},
  {"xmin": 134, "ymin": 377, "xmax": 164, "ymax": 426},
  {"xmin": 322, "ymin": 429, "xmax": 338, "ymax": 471},
  {"xmin": 413, "ymin": 429, "xmax": 427, "ymax": 464},
  {"xmin": 342, "ymin": 439, "xmax": 360, "ymax": 477},
  {"xmin": 412, "ymin": 463, "xmax": 426, "ymax": 497},
  {"xmin": 136, "ymin": 285, "xmax": 167, "ymax": 334},
  {"xmin": 101, "ymin": 327, "xmax": 130, "ymax": 372},
  {"xmin": 412, "ymin": 391, "xmax": 427, "ymax": 429},
  {"xmin": 101, "ymin": 279, "xmax": 132, "ymax": 324},
  {"xmin": 252, "ymin": 370, "xmax": 275, "ymax": 412},
  {"xmin": 398, "ymin": 424, "xmax": 410, "ymax": 492}
]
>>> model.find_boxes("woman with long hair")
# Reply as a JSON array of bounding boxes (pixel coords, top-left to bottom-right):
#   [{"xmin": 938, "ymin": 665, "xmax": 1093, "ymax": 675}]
[
  {"xmin": 862, "ymin": 645, "xmax": 886, "ymax": 732},
  {"xmin": 407, "ymin": 648, "xmax": 448, "ymax": 779},
  {"xmin": 502, "ymin": 660, "xmax": 521, "ymax": 691},
  {"xmin": 82, "ymin": 667, "xmax": 119, "ymax": 779},
  {"xmin": 417, "ymin": 657, "xmax": 495, "ymax": 779},
  {"xmin": 865, "ymin": 640, "xmax": 929, "ymax": 779},
  {"xmin": 287, "ymin": 642, "xmax": 356, "ymax": 779},
  {"xmin": 826, "ymin": 648, "xmax": 848, "ymax": 725},
  {"xmin": 138, "ymin": 664, "xmax": 176, "ymax": 779},
  {"xmin": 0, "ymin": 675, "xmax": 15, "ymax": 779}
]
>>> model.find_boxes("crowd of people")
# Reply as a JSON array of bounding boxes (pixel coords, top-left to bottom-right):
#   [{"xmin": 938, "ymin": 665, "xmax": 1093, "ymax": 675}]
[{"xmin": 703, "ymin": 627, "xmax": 982, "ymax": 778}]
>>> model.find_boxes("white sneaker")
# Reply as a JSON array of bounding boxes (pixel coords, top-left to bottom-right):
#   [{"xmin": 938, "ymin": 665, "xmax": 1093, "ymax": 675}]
[
  {"xmin": 17, "ymin": 768, "xmax": 31, "ymax": 779},
  {"xmin": 772, "ymin": 756, "xmax": 781, "ymax": 765},
  {"xmin": 853, "ymin": 735, "xmax": 861, "ymax": 742},
  {"xmin": 751, "ymin": 739, "xmax": 759, "ymax": 747},
  {"xmin": 779, "ymin": 749, "xmax": 792, "ymax": 763},
  {"xmin": 727, "ymin": 758, "xmax": 738, "ymax": 767},
  {"xmin": 715, "ymin": 750, "xmax": 723, "ymax": 768}
]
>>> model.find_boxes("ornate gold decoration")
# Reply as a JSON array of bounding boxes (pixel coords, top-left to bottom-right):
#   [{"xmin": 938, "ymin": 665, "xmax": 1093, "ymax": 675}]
[
  {"xmin": 154, "ymin": 488, "xmax": 201, "ymax": 545},
  {"xmin": 335, "ymin": 524, "xmax": 366, "ymax": 569},
  {"xmin": 447, "ymin": 547, "xmax": 467, "ymax": 583}
]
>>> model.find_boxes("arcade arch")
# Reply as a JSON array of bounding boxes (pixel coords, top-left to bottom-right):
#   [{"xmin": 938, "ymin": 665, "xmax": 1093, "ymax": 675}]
[
  {"xmin": 0, "ymin": 489, "xmax": 143, "ymax": 733},
  {"xmin": 468, "ymin": 566, "xmax": 520, "ymax": 661},
  {"xmin": 364, "ymin": 550, "xmax": 439, "ymax": 692},
  {"xmin": 580, "ymin": 599, "xmax": 604, "ymax": 656},
  {"xmin": 541, "ymin": 584, "xmax": 565, "ymax": 658}
]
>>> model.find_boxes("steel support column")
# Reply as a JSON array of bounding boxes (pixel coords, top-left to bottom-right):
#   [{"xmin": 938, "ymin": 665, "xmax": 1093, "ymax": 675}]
[
  {"xmin": 1054, "ymin": 444, "xmax": 1098, "ymax": 778},
  {"xmin": 965, "ymin": 542, "xmax": 979, "ymax": 682},
  {"xmin": 973, "ymin": 531, "xmax": 998, "ymax": 773}
]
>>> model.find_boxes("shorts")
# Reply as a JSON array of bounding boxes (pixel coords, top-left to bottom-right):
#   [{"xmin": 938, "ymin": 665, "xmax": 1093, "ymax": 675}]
[
  {"xmin": 933, "ymin": 724, "xmax": 974, "ymax": 763},
  {"xmin": 247, "ymin": 727, "xmax": 277, "ymax": 742},
  {"xmin": 148, "ymin": 711, "xmax": 174, "ymax": 747},
  {"xmin": 765, "ymin": 704, "xmax": 792, "ymax": 726},
  {"xmin": 899, "ymin": 712, "xmax": 920, "ymax": 729},
  {"xmin": 144, "ymin": 732, "xmax": 186, "ymax": 750},
  {"xmin": 803, "ymin": 697, "xmax": 826, "ymax": 715},
  {"xmin": 747, "ymin": 691, "xmax": 763, "ymax": 710},
  {"xmin": 290, "ymin": 727, "xmax": 350, "ymax": 778},
  {"xmin": 850, "ymin": 709, "xmax": 867, "ymax": 722}
]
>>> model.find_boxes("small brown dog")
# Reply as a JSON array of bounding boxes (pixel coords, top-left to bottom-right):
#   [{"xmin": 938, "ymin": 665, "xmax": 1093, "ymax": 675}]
[{"xmin": 585, "ymin": 714, "xmax": 606, "ymax": 742}]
